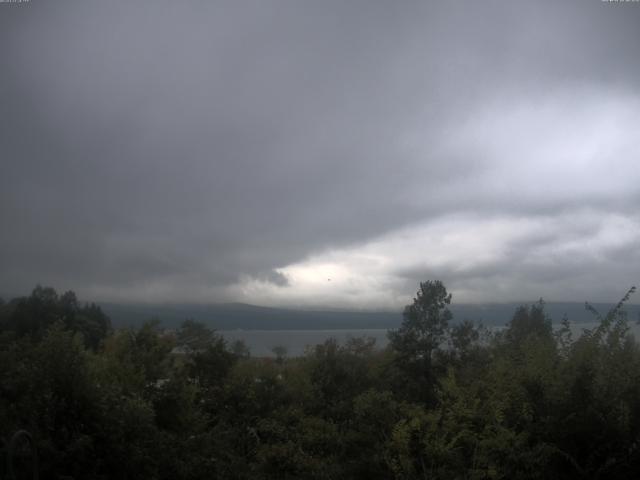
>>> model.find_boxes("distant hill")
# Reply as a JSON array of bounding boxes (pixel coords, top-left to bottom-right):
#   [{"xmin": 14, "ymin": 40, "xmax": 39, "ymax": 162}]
[
  {"xmin": 103, "ymin": 302, "xmax": 400, "ymax": 330},
  {"xmin": 101, "ymin": 301, "xmax": 640, "ymax": 330}
]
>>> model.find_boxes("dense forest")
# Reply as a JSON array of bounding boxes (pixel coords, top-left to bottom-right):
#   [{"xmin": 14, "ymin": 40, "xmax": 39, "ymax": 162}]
[{"xmin": 1, "ymin": 281, "xmax": 640, "ymax": 479}]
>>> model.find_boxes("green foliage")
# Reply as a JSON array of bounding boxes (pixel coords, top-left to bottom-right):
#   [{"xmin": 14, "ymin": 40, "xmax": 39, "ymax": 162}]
[
  {"xmin": 389, "ymin": 280, "xmax": 453, "ymax": 365},
  {"xmin": 271, "ymin": 345, "xmax": 288, "ymax": 364},
  {"xmin": 388, "ymin": 280, "xmax": 454, "ymax": 403},
  {"xmin": 305, "ymin": 338, "xmax": 376, "ymax": 420},
  {"xmin": 0, "ymin": 285, "xmax": 111, "ymax": 349},
  {"xmin": 177, "ymin": 318, "xmax": 218, "ymax": 352},
  {"xmin": 503, "ymin": 300, "xmax": 553, "ymax": 348},
  {"xmin": 2, "ymin": 282, "xmax": 640, "ymax": 479},
  {"xmin": 230, "ymin": 338, "xmax": 251, "ymax": 358}
]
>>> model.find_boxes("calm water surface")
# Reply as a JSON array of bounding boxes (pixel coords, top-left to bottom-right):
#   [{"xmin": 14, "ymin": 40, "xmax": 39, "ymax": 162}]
[{"xmin": 220, "ymin": 322, "xmax": 640, "ymax": 357}]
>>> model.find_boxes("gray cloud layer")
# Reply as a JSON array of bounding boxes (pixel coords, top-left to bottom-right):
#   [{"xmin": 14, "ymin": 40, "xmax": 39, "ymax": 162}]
[{"xmin": 1, "ymin": 1, "xmax": 639, "ymax": 305}]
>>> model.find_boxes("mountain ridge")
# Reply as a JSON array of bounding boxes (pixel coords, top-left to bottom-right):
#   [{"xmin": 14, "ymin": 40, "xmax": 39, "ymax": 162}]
[{"xmin": 102, "ymin": 301, "xmax": 640, "ymax": 330}]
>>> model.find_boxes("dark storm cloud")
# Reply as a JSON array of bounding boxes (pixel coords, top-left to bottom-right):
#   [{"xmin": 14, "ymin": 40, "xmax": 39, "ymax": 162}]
[{"xmin": 1, "ymin": 0, "xmax": 639, "ymax": 303}]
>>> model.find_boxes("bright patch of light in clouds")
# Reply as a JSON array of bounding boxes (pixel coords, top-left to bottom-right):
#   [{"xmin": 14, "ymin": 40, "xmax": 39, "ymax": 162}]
[
  {"xmin": 235, "ymin": 210, "xmax": 640, "ymax": 308},
  {"xmin": 225, "ymin": 90, "xmax": 640, "ymax": 308}
]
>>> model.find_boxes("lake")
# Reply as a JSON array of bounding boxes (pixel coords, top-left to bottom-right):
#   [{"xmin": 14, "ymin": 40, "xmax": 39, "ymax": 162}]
[{"xmin": 219, "ymin": 321, "xmax": 640, "ymax": 357}]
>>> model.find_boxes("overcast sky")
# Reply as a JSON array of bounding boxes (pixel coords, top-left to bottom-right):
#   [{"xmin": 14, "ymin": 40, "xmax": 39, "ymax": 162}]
[{"xmin": 1, "ymin": 0, "xmax": 639, "ymax": 308}]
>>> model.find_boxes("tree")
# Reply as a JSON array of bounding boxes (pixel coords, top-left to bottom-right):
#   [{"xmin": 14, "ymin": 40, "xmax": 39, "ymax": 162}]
[
  {"xmin": 503, "ymin": 300, "xmax": 552, "ymax": 348},
  {"xmin": 0, "ymin": 286, "xmax": 111, "ymax": 349},
  {"xmin": 176, "ymin": 319, "xmax": 217, "ymax": 353},
  {"xmin": 231, "ymin": 339, "xmax": 251, "ymax": 358},
  {"xmin": 389, "ymin": 281, "xmax": 452, "ymax": 365},
  {"xmin": 272, "ymin": 345, "xmax": 288, "ymax": 364},
  {"xmin": 188, "ymin": 339, "xmax": 236, "ymax": 392},
  {"xmin": 388, "ymin": 280, "xmax": 453, "ymax": 402}
]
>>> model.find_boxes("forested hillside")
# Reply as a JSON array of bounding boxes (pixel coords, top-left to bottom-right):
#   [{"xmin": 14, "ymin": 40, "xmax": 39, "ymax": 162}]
[{"xmin": 2, "ymin": 282, "xmax": 640, "ymax": 479}]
